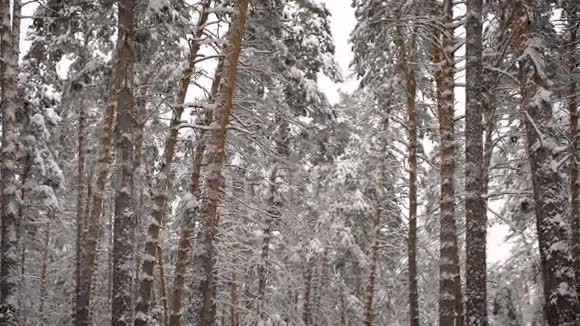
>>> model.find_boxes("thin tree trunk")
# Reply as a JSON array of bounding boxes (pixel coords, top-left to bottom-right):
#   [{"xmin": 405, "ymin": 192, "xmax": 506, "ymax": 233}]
[
  {"xmin": 395, "ymin": 13, "xmax": 419, "ymax": 326},
  {"xmin": 465, "ymin": 0, "xmax": 487, "ymax": 325},
  {"xmin": 432, "ymin": 1, "xmax": 463, "ymax": 324},
  {"xmin": 108, "ymin": 205, "xmax": 114, "ymax": 306},
  {"xmin": 363, "ymin": 205, "xmax": 381, "ymax": 326},
  {"xmin": 303, "ymin": 262, "xmax": 313, "ymax": 326},
  {"xmin": 131, "ymin": 96, "xmax": 146, "ymax": 307},
  {"xmin": 257, "ymin": 114, "xmax": 289, "ymax": 311},
  {"xmin": 168, "ymin": 38, "xmax": 226, "ymax": 326},
  {"xmin": 196, "ymin": 0, "xmax": 250, "ymax": 324},
  {"xmin": 84, "ymin": 173, "xmax": 93, "ymax": 229},
  {"xmin": 133, "ymin": 2, "xmax": 215, "ymax": 325},
  {"xmin": 310, "ymin": 264, "xmax": 320, "ymax": 325},
  {"xmin": 16, "ymin": 154, "xmax": 31, "ymax": 323},
  {"xmin": 38, "ymin": 219, "xmax": 51, "ymax": 319},
  {"xmin": 75, "ymin": 99, "xmax": 87, "ymax": 321},
  {"xmin": 11, "ymin": 0, "xmax": 20, "ymax": 59},
  {"xmin": 0, "ymin": 0, "xmax": 21, "ymax": 322},
  {"xmin": 229, "ymin": 272, "xmax": 238, "ymax": 326},
  {"xmin": 313, "ymin": 253, "xmax": 327, "ymax": 326},
  {"xmin": 513, "ymin": 3, "xmax": 579, "ymax": 325},
  {"xmin": 258, "ymin": 168, "xmax": 276, "ymax": 303},
  {"xmin": 340, "ymin": 288, "xmax": 347, "ymax": 326}
]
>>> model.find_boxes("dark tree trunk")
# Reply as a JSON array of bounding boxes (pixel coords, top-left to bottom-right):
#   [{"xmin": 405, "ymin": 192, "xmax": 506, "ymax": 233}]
[
  {"xmin": 465, "ymin": 0, "xmax": 487, "ymax": 325},
  {"xmin": 513, "ymin": 2, "xmax": 579, "ymax": 325},
  {"xmin": 564, "ymin": 1, "xmax": 580, "ymax": 318},
  {"xmin": 0, "ymin": 0, "xmax": 21, "ymax": 323}
]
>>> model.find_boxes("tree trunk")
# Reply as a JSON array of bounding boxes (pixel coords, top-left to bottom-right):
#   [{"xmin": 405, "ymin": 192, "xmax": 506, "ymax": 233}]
[
  {"xmin": 395, "ymin": 14, "xmax": 419, "ymax": 326},
  {"xmin": 0, "ymin": 0, "xmax": 21, "ymax": 322},
  {"xmin": 340, "ymin": 288, "xmax": 347, "ymax": 326},
  {"xmin": 513, "ymin": 3, "xmax": 579, "ymax": 325},
  {"xmin": 363, "ymin": 206, "xmax": 381, "ymax": 326},
  {"xmin": 465, "ymin": 0, "xmax": 487, "ymax": 325},
  {"xmin": 258, "ymin": 168, "xmax": 276, "ymax": 303},
  {"xmin": 168, "ymin": 56, "xmax": 224, "ymax": 326},
  {"xmin": 303, "ymin": 262, "xmax": 313, "ymax": 326},
  {"xmin": 133, "ymin": 2, "xmax": 215, "ymax": 324},
  {"xmin": 313, "ymin": 253, "xmax": 327, "ymax": 326},
  {"xmin": 257, "ymin": 114, "xmax": 288, "ymax": 309},
  {"xmin": 432, "ymin": 1, "xmax": 463, "ymax": 325},
  {"xmin": 229, "ymin": 272, "xmax": 238, "ymax": 326},
  {"xmin": 110, "ymin": 1, "xmax": 137, "ymax": 325},
  {"xmin": 11, "ymin": 0, "xmax": 20, "ymax": 59},
  {"xmin": 564, "ymin": 2, "xmax": 580, "ymax": 317},
  {"xmin": 196, "ymin": 0, "xmax": 250, "ymax": 324},
  {"xmin": 76, "ymin": 0, "xmax": 134, "ymax": 321},
  {"xmin": 108, "ymin": 205, "xmax": 114, "ymax": 306},
  {"xmin": 38, "ymin": 219, "xmax": 51, "ymax": 319},
  {"xmin": 156, "ymin": 246, "xmax": 169, "ymax": 326},
  {"xmin": 75, "ymin": 96, "xmax": 87, "ymax": 321}
]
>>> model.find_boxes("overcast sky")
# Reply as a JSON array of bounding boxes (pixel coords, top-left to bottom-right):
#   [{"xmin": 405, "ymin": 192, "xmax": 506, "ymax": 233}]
[{"xmin": 316, "ymin": 0, "xmax": 358, "ymax": 104}]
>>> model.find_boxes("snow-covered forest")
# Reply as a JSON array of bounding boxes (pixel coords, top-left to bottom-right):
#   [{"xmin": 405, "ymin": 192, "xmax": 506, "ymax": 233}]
[{"xmin": 0, "ymin": 0, "xmax": 578, "ymax": 325}]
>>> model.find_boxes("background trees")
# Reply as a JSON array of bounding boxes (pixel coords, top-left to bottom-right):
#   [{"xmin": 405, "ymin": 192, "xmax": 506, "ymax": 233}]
[{"xmin": 1, "ymin": 0, "xmax": 580, "ymax": 325}]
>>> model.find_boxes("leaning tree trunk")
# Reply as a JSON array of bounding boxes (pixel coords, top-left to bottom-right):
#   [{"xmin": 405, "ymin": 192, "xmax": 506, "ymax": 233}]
[
  {"xmin": 196, "ymin": 0, "xmax": 250, "ymax": 324},
  {"xmin": 432, "ymin": 0, "xmax": 463, "ymax": 325},
  {"xmin": 465, "ymin": 0, "xmax": 487, "ymax": 325},
  {"xmin": 76, "ymin": 0, "xmax": 134, "ymax": 323},
  {"xmin": 513, "ymin": 2, "xmax": 579, "ymax": 325},
  {"xmin": 111, "ymin": 1, "xmax": 137, "ymax": 325},
  {"xmin": 133, "ymin": 2, "xmax": 215, "ymax": 325},
  {"xmin": 168, "ymin": 46, "xmax": 226, "ymax": 326},
  {"xmin": 0, "ymin": 0, "xmax": 21, "ymax": 323}
]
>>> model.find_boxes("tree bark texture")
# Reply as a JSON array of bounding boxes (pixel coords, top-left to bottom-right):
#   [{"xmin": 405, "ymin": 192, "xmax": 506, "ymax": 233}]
[
  {"xmin": 465, "ymin": 0, "xmax": 488, "ymax": 325},
  {"xmin": 196, "ymin": 0, "xmax": 250, "ymax": 323},
  {"xmin": 111, "ymin": 1, "xmax": 137, "ymax": 323},
  {"xmin": 0, "ymin": 0, "xmax": 21, "ymax": 323},
  {"xmin": 564, "ymin": 1, "xmax": 580, "ymax": 318},
  {"xmin": 431, "ymin": 1, "xmax": 464, "ymax": 325},
  {"xmin": 513, "ymin": 2, "xmax": 580, "ymax": 325},
  {"xmin": 76, "ymin": 0, "xmax": 136, "ymax": 323}
]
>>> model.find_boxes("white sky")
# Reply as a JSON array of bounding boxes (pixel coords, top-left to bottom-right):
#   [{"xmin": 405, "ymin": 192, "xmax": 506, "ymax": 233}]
[{"xmin": 317, "ymin": 0, "xmax": 358, "ymax": 104}]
